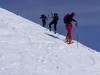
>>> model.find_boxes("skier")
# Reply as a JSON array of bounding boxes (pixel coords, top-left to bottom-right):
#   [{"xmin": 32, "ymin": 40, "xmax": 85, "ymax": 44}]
[
  {"xmin": 64, "ymin": 12, "xmax": 78, "ymax": 44},
  {"xmin": 40, "ymin": 14, "xmax": 47, "ymax": 27},
  {"xmin": 48, "ymin": 12, "xmax": 59, "ymax": 34}
]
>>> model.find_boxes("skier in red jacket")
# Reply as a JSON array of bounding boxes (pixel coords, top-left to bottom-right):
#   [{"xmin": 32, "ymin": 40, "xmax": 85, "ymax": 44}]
[{"xmin": 64, "ymin": 12, "xmax": 78, "ymax": 44}]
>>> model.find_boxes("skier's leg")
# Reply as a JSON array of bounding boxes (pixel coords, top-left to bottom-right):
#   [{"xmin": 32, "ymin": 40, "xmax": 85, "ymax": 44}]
[
  {"xmin": 54, "ymin": 22, "xmax": 57, "ymax": 34},
  {"xmin": 49, "ymin": 21, "xmax": 53, "ymax": 31},
  {"xmin": 65, "ymin": 25, "xmax": 69, "ymax": 42},
  {"xmin": 68, "ymin": 25, "xmax": 73, "ymax": 44},
  {"xmin": 43, "ymin": 20, "xmax": 46, "ymax": 27},
  {"xmin": 65, "ymin": 24, "xmax": 73, "ymax": 44}
]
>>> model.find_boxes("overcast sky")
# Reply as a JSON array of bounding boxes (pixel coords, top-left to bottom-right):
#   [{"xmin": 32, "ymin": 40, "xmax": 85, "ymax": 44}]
[{"xmin": 0, "ymin": 0, "xmax": 100, "ymax": 51}]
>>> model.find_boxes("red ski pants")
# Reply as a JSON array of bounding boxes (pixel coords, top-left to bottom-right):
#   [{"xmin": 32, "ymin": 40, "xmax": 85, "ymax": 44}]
[{"xmin": 65, "ymin": 24, "xmax": 72, "ymax": 39}]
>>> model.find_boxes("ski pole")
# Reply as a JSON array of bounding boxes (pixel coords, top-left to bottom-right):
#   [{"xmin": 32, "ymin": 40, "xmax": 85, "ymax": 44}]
[{"xmin": 76, "ymin": 25, "xmax": 78, "ymax": 48}]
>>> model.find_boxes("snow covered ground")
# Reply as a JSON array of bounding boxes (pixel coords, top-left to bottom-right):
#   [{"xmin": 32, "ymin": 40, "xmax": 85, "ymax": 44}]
[{"xmin": 0, "ymin": 8, "xmax": 100, "ymax": 75}]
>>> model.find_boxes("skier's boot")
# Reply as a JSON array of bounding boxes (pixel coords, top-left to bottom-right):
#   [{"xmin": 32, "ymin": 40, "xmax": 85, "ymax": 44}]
[
  {"xmin": 54, "ymin": 31, "xmax": 56, "ymax": 34},
  {"xmin": 65, "ymin": 36, "xmax": 69, "ymax": 43},
  {"xmin": 49, "ymin": 28, "xmax": 51, "ymax": 32},
  {"xmin": 68, "ymin": 38, "xmax": 73, "ymax": 44}
]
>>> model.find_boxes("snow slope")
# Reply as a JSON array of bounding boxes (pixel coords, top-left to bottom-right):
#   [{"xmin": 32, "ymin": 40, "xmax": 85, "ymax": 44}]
[{"xmin": 0, "ymin": 8, "xmax": 100, "ymax": 75}]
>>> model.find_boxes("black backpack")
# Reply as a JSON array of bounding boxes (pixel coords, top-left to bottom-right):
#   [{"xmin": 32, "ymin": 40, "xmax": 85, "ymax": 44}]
[
  {"xmin": 63, "ymin": 14, "xmax": 70, "ymax": 24},
  {"xmin": 54, "ymin": 13, "xmax": 59, "ymax": 20}
]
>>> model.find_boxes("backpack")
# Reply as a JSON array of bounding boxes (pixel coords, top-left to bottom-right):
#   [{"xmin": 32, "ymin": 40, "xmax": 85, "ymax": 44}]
[
  {"xmin": 63, "ymin": 14, "xmax": 70, "ymax": 24},
  {"xmin": 41, "ymin": 14, "xmax": 47, "ymax": 20},
  {"xmin": 54, "ymin": 13, "xmax": 59, "ymax": 20}
]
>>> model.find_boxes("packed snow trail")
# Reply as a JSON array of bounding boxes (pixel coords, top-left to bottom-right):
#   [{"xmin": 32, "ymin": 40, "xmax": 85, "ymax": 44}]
[{"xmin": 0, "ymin": 8, "xmax": 100, "ymax": 75}]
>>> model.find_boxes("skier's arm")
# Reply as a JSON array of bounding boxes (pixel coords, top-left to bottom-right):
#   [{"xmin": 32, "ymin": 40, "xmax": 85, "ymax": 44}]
[
  {"xmin": 72, "ymin": 18, "xmax": 78, "ymax": 26},
  {"xmin": 72, "ymin": 18, "xmax": 77, "ymax": 22}
]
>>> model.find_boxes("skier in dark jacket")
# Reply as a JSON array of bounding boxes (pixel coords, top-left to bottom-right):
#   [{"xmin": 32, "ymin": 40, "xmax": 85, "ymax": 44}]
[
  {"xmin": 64, "ymin": 12, "xmax": 78, "ymax": 44},
  {"xmin": 40, "ymin": 14, "xmax": 47, "ymax": 27},
  {"xmin": 49, "ymin": 12, "xmax": 59, "ymax": 34}
]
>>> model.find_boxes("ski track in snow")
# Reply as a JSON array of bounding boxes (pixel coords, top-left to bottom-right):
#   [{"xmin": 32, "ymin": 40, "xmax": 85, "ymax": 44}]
[{"xmin": 0, "ymin": 8, "xmax": 100, "ymax": 75}]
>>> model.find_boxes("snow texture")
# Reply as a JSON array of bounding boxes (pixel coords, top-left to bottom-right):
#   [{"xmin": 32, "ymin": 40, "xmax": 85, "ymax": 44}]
[{"xmin": 0, "ymin": 8, "xmax": 100, "ymax": 75}]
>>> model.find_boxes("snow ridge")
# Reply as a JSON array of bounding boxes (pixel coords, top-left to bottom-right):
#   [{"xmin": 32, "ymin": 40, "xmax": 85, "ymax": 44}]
[{"xmin": 0, "ymin": 8, "xmax": 100, "ymax": 75}]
